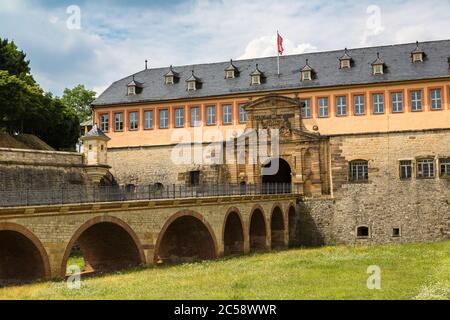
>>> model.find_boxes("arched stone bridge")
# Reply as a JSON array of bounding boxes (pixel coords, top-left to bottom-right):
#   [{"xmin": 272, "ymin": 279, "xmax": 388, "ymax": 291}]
[{"xmin": 0, "ymin": 193, "xmax": 299, "ymax": 284}]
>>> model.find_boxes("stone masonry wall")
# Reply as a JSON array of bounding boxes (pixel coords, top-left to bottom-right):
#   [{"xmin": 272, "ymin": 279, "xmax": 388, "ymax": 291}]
[
  {"xmin": 298, "ymin": 130, "xmax": 450, "ymax": 246},
  {"xmin": 108, "ymin": 144, "xmax": 229, "ymax": 186},
  {"xmin": 0, "ymin": 148, "xmax": 90, "ymax": 191}
]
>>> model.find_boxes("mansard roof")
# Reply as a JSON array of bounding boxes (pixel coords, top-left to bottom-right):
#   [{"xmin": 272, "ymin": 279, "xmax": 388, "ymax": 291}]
[{"xmin": 93, "ymin": 39, "xmax": 450, "ymax": 106}]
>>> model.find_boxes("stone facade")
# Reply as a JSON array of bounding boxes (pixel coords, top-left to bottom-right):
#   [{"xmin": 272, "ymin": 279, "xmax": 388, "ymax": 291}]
[
  {"xmin": 298, "ymin": 130, "xmax": 450, "ymax": 245},
  {"xmin": 105, "ymin": 96, "xmax": 450, "ymax": 246}
]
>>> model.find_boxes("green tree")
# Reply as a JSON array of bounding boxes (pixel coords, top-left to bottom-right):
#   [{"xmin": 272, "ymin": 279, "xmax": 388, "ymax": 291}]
[
  {"xmin": 61, "ymin": 84, "xmax": 96, "ymax": 122},
  {"xmin": 0, "ymin": 38, "xmax": 80, "ymax": 150}
]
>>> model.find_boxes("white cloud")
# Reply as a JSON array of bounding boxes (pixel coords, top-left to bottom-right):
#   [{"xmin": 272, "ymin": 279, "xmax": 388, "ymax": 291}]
[
  {"xmin": 0, "ymin": 0, "xmax": 449, "ymax": 96},
  {"xmin": 239, "ymin": 35, "xmax": 317, "ymax": 59}
]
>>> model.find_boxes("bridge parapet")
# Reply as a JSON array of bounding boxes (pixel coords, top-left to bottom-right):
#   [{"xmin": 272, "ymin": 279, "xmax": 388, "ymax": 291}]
[{"xmin": 0, "ymin": 183, "xmax": 299, "ymax": 208}]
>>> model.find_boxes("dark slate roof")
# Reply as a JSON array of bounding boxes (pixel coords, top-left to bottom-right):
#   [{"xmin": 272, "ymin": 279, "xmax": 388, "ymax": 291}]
[
  {"xmin": 92, "ymin": 40, "xmax": 450, "ymax": 106},
  {"xmin": 83, "ymin": 124, "xmax": 110, "ymax": 141}
]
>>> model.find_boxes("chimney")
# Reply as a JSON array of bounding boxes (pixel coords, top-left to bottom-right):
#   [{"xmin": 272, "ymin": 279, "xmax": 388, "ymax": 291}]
[{"xmin": 145, "ymin": 60, "xmax": 148, "ymax": 70}]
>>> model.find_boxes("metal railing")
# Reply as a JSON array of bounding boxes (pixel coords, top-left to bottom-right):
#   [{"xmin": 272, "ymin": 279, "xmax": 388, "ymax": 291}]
[{"xmin": 0, "ymin": 183, "xmax": 299, "ymax": 208}]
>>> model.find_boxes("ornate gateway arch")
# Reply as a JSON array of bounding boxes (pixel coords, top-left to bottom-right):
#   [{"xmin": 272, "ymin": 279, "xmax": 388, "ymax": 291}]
[{"xmin": 227, "ymin": 95, "xmax": 331, "ymax": 197}]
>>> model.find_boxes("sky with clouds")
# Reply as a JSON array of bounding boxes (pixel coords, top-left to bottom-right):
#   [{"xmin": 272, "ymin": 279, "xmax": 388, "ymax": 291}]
[{"xmin": 1, "ymin": 0, "xmax": 449, "ymax": 96}]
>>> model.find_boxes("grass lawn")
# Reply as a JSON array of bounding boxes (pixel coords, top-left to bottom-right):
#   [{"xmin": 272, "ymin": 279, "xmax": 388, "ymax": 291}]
[{"xmin": 1, "ymin": 241, "xmax": 450, "ymax": 300}]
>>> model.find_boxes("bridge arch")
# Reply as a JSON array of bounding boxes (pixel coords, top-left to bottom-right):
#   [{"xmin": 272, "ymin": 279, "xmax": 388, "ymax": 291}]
[
  {"xmin": 60, "ymin": 216, "xmax": 145, "ymax": 277},
  {"xmin": 222, "ymin": 207, "xmax": 245, "ymax": 256},
  {"xmin": 0, "ymin": 223, "xmax": 50, "ymax": 284},
  {"xmin": 249, "ymin": 205, "xmax": 268, "ymax": 252},
  {"xmin": 270, "ymin": 205, "xmax": 286, "ymax": 249},
  {"xmin": 154, "ymin": 210, "xmax": 218, "ymax": 265}
]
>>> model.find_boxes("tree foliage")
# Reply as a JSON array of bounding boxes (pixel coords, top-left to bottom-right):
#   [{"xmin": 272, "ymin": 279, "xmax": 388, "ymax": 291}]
[
  {"xmin": 61, "ymin": 84, "xmax": 96, "ymax": 122},
  {"xmin": 0, "ymin": 38, "xmax": 81, "ymax": 150}
]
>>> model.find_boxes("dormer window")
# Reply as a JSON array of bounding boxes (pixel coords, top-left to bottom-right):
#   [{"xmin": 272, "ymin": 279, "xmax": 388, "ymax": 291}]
[
  {"xmin": 186, "ymin": 70, "xmax": 200, "ymax": 91},
  {"xmin": 164, "ymin": 65, "xmax": 179, "ymax": 85},
  {"xmin": 127, "ymin": 75, "xmax": 142, "ymax": 95},
  {"xmin": 411, "ymin": 41, "xmax": 424, "ymax": 63},
  {"xmin": 448, "ymin": 56, "xmax": 450, "ymax": 69},
  {"xmin": 339, "ymin": 48, "xmax": 352, "ymax": 69},
  {"xmin": 300, "ymin": 59, "xmax": 313, "ymax": 81},
  {"xmin": 250, "ymin": 64, "xmax": 262, "ymax": 85},
  {"xmin": 187, "ymin": 81, "xmax": 196, "ymax": 91},
  {"xmin": 371, "ymin": 53, "xmax": 385, "ymax": 75},
  {"xmin": 127, "ymin": 85, "xmax": 136, "ymax": 96},
  {"xmin": 165, "ymin": 76, "xmax": 174, "ymax": 85},
  {"xmin": 225, "ymin": 59, "xmax": 239, "ymax": 79}
]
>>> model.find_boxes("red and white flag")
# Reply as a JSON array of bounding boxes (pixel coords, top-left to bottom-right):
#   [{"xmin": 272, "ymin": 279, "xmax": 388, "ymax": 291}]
[{"xmin": 277, "ymin": 32, "xmax": 284, "ymax": 55}]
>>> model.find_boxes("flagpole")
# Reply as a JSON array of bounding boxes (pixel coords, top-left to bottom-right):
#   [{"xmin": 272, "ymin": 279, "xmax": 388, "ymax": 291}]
[{"xmin": 277, "ymin": 30, "xmax": 280, "ymax": 76}]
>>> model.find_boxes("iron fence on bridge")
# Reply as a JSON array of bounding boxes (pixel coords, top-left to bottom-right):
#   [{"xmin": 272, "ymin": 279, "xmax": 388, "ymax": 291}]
[{"xmin": 0, "ymin": 183, "xmax": 299, "ymax": 208}]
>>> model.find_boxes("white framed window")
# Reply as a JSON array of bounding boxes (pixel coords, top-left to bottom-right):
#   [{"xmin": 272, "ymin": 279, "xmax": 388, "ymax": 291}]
[
  {"xmin": 399, "ymin": 160, "xmax": 412, "ymax": 180},
  {"xmin": 226, "ymin": 70, "xmax": 235, "ymax": 79},
  {"xmin": 417, "ymin": 159, "xmax": 435, "ymax": 178},
  {"xmin": 222, "ymin": 105, "xmax": 232, "ymax": 125},
  {"xmin": 340, "ymin": 60, "xmax": 350, "ymax": 69},
  {"xmin": 206, "ymin": 106, "xmax": 216, "ymax": 125},
  {"xmin": 100, "ymin": 114, "xmax": 109, "ymax": 132},
  {"xmin": 187, "ymin": 81, "xmax": 196, "ymax": 91},
  {"xmin": 411, "ymin": 90, "xmax": 422, "ymax": 112},
  {"xmin": 372, "ymin": 93, "xmax": 384, "ymax": 114},
  {"xmin": 336, "ymin": 96, "xmax": 347, "ymax": 116},
  {"xmin": 165, "ymin": 76, "xmax": 174, "ymax": 85},
  {"xmin": 175, "ymin": 108, "xmax": 184, "ymax": 128},
  {"xmin": 129, "ymin": 112, "xmax": 139, "ymax": 130},
  {"xmin": 353, "ymin": 95, "xmax": 365, "ymax": 115},
  {"xmin": 391, "ymin": 92, "xmax": 403, "ymax": 113},
  {"xmin": 301, "ymin": 99, "xmax": 311, "ymax": 118},
  {"xmin": 440, "ymin": 158, "xmax": 450, "ymax": 177},
  {"xmin": 144, "ymin": 111, "xmax": 153, "ymax": 129},
  {"xmin": 373, "ymin": 65, "xmax": 383, "ymax": 75},
  {"xmin": 238, "ymin": 104, "xmax": 247, "ymax": 123},
  {"xmin": 251, "ymin": 75, "xmax": 261, "ymax": 85},
  {"xmin": 114, "ymin": 112, "xmax": 123, "ymax": 132},
  {"xmin": 318, "ymin": 97, "xmax": 329, "ymax": 118},
  {"xmin": 350, "ymin": 160, "xmax": 369, "ymax": 182},
  {"xmin": 301, "ymin": 71, "xmax": 312, "ymax": 81},
  {"xmin": 412, "ymin": 53, "xmax": 423, "ymax": 63},
  {"xmin": 190, "ymin": 107, "xmax": 200, "ymax": 127},
  {"xmin": 430, "ymin": 89, "xmax": 442, "ymax": 110},
  {"xmin": 159, "ymin": 109, "xmax": 169, "ymax": 129},
  {"xmin": 127, "ymin": 86, "xmax": 136, "ymax": 95}
]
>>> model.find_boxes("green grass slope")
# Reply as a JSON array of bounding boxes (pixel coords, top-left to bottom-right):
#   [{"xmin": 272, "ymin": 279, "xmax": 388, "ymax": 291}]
[{"xmin": 1, "ymin": 241, "xmax": 449, "ymax": 300}]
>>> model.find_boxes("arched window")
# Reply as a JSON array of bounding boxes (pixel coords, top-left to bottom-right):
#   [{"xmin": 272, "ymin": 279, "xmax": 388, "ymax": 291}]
[{"xmin": 349, "ymin": 160, "xmax": 369, "ymax": 182}]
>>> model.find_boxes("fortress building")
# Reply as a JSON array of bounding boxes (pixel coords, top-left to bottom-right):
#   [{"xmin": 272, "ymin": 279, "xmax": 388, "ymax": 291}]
[{"xmin": 91, "ymin": 40, "xmax": 450, "ymax": 245}]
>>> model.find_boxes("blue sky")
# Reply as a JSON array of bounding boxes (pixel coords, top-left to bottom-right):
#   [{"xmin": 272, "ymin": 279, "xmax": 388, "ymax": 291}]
[{"xmin": 1, "ymin": 0, "xmax": 449, "ymax": 96}]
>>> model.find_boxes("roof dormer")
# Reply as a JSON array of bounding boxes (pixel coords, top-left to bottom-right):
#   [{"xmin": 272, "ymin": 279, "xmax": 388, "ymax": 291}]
[
  {"xmin": 225, "ymin": 59, "xmax": 239, "ymax": 79},
  {"xmin": 411, "ymin": 41, "xmax": 425, "ymax": 63},
  {"xmin": 250, "ymin": 64, "xmax": 263, "ymax": 85},
  {"xmin": 127, "ymin": 75, "xmax": 143, "ymax": 95},
  {"xmin": 339, "ymin": 48, "xmax": 352, "ymax": 69},
  {"xmin": 164, "ymin": 65, "xmax": 179, "ymax": 85},
  {"xmin": 371, "ymin": 53, "xmax": 385, "ymax": 75},
  {"xmin": 300, "ymin": 59, "xmax": 313, "ymax": 81},
  {"xmin": 186, "ymin": 70, "xmax": 201, "ymax": 91}
]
